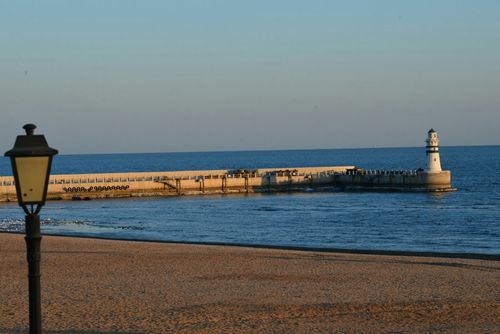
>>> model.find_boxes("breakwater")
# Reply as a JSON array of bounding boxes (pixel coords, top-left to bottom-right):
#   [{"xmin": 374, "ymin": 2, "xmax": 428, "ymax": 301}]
[{"xmin": 0, "ymin": 166, "xmax": 453, "ymax": 202}]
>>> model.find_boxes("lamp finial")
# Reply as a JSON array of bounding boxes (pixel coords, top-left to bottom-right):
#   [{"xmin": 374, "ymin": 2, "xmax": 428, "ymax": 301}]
[{"xmin": 23, "ymin": 124, "xmax": 37, "ymax": 135}]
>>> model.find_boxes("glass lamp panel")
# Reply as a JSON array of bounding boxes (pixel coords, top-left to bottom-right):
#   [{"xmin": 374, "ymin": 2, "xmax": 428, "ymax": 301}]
[{"xmin": 14, "ymin": 156, "xmax": 49, "ymax": 203}]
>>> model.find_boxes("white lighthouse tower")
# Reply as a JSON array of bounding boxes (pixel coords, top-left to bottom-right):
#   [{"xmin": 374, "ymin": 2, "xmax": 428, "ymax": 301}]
[{"xmin": 425, "ymin": 128, "xmax": 442, "ymax": 172}]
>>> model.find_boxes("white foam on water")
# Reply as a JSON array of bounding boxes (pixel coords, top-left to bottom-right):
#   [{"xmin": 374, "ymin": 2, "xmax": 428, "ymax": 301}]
[{"xmin": 0, "ymin": 218, "xmax": 24, "ymax": 232}]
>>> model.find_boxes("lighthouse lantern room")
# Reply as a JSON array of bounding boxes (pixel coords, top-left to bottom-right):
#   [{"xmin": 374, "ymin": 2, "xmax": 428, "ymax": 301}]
[{"xmin": 425, "ymin": 129, "xmax": 442, "ymax": 172}]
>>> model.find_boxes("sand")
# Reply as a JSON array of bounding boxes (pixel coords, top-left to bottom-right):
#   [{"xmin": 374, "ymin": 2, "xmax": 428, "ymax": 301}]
[{"xmin": 0, "ymin": 233, "xmax": 498, "ymax": 333}]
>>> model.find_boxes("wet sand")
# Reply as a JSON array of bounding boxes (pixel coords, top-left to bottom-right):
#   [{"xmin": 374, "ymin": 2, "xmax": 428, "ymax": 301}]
[{"xmin": 0, "ymin": 233, "xmax": 498, "ymax": 333}]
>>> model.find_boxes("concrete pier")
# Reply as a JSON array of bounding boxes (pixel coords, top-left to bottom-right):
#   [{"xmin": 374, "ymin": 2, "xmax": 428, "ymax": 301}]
[
  {"xmin": 335, "ymin": 168, "xmax": 453, "ymax": 192},
  {"xmin": 0, "ymin": 165, "xmax": 454, "ymax": 202}
]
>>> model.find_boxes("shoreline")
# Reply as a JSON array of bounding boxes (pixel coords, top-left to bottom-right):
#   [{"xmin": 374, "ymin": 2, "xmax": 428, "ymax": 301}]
[
  {"xmin": 1, "ymin": 231, "xmax": 498, "ymax": 261},
  {"xmin": 1, "ymin": 233, "xmax": 498, "ymax": 333}
]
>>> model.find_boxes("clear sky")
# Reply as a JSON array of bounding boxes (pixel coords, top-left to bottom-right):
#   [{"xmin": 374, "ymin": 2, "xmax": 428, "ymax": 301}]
[{"xmin": 1, "ymin": 0, "xmax": 499, "ymax": 154}]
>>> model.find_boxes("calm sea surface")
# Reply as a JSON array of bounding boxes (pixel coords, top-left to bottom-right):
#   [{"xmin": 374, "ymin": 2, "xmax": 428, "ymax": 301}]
[{"xmin": 1, "ymin": 146, "xmax": 499, "ymax": 254}]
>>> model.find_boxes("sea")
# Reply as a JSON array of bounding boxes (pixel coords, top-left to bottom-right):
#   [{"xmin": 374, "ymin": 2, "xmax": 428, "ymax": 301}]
[{"xmin": 1, "ymin": 146, "xmax": 499, "ymax": 255}]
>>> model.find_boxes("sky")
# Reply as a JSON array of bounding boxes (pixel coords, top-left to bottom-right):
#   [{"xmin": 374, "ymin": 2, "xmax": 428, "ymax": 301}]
[{"xmin": 1, "ymin": 0, "xmax": 499, "ymax": 154}]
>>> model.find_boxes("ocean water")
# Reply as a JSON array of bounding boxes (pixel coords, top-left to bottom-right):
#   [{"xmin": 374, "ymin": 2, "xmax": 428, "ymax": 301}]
[{"xmin": 1, "ymin": 146, "xmax": 499, "ymax": 254}]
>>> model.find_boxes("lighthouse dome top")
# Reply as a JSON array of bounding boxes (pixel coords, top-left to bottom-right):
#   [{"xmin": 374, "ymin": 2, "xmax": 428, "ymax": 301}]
[{"xmin": 428, "ymin": 128, "xmax": 436, "ymax": 134}]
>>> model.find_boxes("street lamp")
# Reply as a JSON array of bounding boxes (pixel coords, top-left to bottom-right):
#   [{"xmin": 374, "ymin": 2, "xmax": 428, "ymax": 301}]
[{"xmin": 4, "ymin": 124, "xmax": 58, "ymax": 334}]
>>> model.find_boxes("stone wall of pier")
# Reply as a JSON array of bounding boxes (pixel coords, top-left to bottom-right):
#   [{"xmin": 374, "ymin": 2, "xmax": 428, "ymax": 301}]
[
  {"xmin": 0, "ymin": 166, "xmax": 354, "ymax": 202},
  {"xmin": 333, "ymin": 169, "xmax": 452, "ymax": 191}
]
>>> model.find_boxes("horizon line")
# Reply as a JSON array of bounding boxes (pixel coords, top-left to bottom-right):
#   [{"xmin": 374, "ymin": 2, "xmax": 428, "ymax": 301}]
[{"xmin": 50, "ymin": 143, "xmax": 500, "ymax": 157}]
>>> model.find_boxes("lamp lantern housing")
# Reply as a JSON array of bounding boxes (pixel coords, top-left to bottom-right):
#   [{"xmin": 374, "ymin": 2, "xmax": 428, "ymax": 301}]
[{"xmin": 4, "ymin": 124, "xmax": 58, "ymax": 210}]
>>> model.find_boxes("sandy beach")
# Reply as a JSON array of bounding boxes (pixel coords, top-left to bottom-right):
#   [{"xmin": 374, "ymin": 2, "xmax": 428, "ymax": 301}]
[{"xmin": 0, "ymin": 233, "xmax": 498, "ymax": 333}]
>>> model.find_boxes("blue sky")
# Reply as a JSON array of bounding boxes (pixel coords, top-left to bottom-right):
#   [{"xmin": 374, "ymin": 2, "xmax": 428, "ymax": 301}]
[{"xmin": 1, "ymin": 0, "xmax": 499, "ymax": 153}]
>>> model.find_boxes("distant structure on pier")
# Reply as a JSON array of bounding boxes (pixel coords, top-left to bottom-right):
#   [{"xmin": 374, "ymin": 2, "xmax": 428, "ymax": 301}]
[
  {"xmin": 425, "ymin": 128, "xmax": 442, "ymax": 173},
  {"xmin": 0, "ymin": 129, "xmax": 455, "ymax": 202}
]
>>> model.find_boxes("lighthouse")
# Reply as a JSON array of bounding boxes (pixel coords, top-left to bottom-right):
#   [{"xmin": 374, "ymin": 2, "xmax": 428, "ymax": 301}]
[{"xmin": 425, "ymin": 129, "xmax": 442, "ymax": 172}]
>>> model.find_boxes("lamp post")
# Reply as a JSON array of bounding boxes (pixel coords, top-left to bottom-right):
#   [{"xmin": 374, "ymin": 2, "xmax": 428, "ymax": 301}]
[{"xmin": 4, "ymin": 124, "xmax": 58, "ymax": 334}]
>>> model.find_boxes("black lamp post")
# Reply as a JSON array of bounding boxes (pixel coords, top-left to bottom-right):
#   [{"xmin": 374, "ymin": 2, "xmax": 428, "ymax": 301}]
[{"xmin": 4, "ymin": 124, "xmax": 58, "ymax": 334}]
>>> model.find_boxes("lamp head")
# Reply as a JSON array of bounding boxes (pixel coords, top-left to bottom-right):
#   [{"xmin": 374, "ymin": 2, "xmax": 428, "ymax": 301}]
[{"xmin": 4, "ymin": 124, "xmax": 58, "ymax": 210}]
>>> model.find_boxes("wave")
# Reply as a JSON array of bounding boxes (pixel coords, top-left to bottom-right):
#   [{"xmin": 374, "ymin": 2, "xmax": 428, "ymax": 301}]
[{"xmin": 0, "ymin": 218, "xmax": 25, "ymax": 232}]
